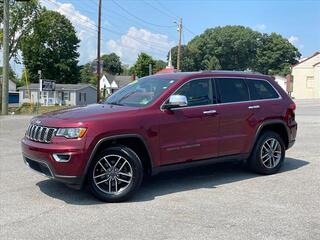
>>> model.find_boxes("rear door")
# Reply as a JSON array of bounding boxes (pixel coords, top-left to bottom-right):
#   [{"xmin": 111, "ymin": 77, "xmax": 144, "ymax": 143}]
[
  {"xmin": 158, "ymin": 78, "xmax": 220, "ymax": 165},
  {"xmin": 214, "ymin": 78, "xmax": 254, "ymax": 156}
]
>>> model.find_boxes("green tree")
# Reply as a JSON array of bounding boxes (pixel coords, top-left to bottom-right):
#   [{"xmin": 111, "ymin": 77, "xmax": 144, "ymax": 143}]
[
  {"xmin": 169, "ymin": 45, "xmax": 196, "ymax": 71},
  {"xmin": 0, "ymin": 65, "xmax": 17, "ymax": 82},
  {"xmin": 0, "ymin": 0, "xmax": 41, "ymax": 62},
  {"xmin": 131, "ymin": 53, "xmax": 155, "ymax": 77},
  {"xmin": 79, "ymin": 63, "xmax": 96, "ymax": 84},
  {"xmin": 188, "ymin": 25, "xmax": 262, "ymax": 71},
  {"xmin": 21, "ymin": 10, "xmax": 80, "ymax": 83},
  {"xmin": 253, "ymin": 33, "xmax": 301, "ymax": 76},
  {"xmin": 121, "ymin": 64, "xmax": 130, "ymax": 76},
  {"xmin": 101, "ymin": 53, "xmax": 122, "ymax": 75},
  {"xmin": 153, "ymin": 59, "xmax": 166, "ymax": 73}
]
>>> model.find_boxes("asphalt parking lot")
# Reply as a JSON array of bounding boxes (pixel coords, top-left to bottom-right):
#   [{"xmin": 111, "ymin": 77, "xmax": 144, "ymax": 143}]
[{"xmin": 0, "ymin": 99, "xmax": 319, "ymax": 240}]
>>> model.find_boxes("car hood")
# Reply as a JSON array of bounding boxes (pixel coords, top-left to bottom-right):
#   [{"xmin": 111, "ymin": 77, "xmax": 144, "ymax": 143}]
[{"xmin": 36, "ymin": 104, "xmax": 138, "ymax": 123}]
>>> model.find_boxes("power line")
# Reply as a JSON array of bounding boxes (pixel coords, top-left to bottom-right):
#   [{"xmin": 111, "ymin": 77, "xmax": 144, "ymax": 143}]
[
  {"xmin": 141, "ymin": 0, "xmax": 177, "ymax": 21},
  {"xmin": 155, "ymin": 1, "xmax": 179, "ymax": 20},
  {"xmin": 43, "ymin": 0, "xmax": 168, "ymax": 52},
  {"xmin": 110, "ymin": 0, "xmax": 176, "ymax": 28}
]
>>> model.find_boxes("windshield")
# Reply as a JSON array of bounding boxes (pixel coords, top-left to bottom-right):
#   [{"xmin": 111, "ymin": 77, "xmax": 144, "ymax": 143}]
[{"xmin": 105, "ymin": 77, "xmax": 176, "ymax": 107}]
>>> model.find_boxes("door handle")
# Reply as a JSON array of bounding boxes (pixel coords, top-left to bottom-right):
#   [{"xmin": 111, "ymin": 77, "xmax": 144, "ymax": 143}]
[
  {"xmin": 203, "ymin": 110, "xmax": 217, "ymax": 115},
  {"xmin": 248, "ymin": 105, "xmax": 260, "ymax": 109}
]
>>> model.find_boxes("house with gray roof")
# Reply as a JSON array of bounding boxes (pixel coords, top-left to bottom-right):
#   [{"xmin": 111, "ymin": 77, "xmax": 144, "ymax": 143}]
[
  {"xmin": 100, "ymin": 74, "xmax": 133, "ymax": 95},
  {"xmin": 18, "ymin": 83, "xmax": 97, "ymax": 106}
]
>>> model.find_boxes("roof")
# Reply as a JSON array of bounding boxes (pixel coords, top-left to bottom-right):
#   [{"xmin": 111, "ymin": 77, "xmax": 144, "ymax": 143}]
[
  {"xmin": 18, "ymin": 83, "xmax": 96, "ymax": 91},
  {"xmin": 114, "ymin": 75, "xmax": 132, "ymax": 88},
  {"xmin": 148, "ymin": 70, "xmax": 268, "ymax": 80},
  {"xmin": 292, "ymin": 52, "xmax": 320, "ymax": 67},
  {"xmin": 155, "ymin": 67, "xmax": 176, "ymax": 74},
  {"xmin": 313, "ymin": 62, "xmax": 320, "ymax": 66}
]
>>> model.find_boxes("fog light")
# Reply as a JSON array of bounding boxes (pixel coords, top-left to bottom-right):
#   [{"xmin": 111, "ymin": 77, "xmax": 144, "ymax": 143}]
[{"xmin": 52, "ymin": 153, "xmax": 71, "ymax": 162}]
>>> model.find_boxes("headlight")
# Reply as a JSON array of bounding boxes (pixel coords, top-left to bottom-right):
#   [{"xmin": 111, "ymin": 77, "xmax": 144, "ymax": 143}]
[{"xmin": 56, "ymin": 128, "xmax": 87, "ymax": 139}]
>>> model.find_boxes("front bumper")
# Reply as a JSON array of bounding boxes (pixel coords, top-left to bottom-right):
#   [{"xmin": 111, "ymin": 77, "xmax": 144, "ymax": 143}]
[
  {"xmin": 21, "ymin": 137, "xmax": 88, "ymax": 189},
  {"xmin": 23, "ymin": 155, "xmax": 83, "ymax": 188}
]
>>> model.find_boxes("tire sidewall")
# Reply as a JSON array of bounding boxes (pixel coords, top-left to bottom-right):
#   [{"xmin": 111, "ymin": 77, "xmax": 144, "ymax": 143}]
[
  {"xmin": 249, "ymin": 131, "xmax": 286, "ymax": 174},
  {"xmin": 88, "ymin": 146, "xmax": 143, "ymax": 202}
]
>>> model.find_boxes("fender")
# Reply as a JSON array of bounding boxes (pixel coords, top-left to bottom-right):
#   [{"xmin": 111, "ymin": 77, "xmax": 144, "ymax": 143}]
[
  {"xmin": 249, "ymin": 119, "xmax": 289, "ymax": 155},
  {"xmin": 81, "ymin": 134, "xmax": 154, "ymax": 186}
]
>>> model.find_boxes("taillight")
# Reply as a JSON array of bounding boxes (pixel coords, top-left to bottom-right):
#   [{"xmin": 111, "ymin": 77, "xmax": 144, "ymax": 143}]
[
  {"xmin": 289, "ymin": 103, "xmax": 296, "ymax": 111},
  {"xmin": 286, "ymin": 102, "xmax": 296, "ymax": 125}
]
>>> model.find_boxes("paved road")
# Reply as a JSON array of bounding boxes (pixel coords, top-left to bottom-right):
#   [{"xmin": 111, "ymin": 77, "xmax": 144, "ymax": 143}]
[{"xmin": 1, "ymin": 100, "xmax": 319, "ymax": 240}]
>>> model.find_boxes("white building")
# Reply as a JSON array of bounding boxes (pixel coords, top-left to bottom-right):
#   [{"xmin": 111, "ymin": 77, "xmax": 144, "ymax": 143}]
[
  {"xmin": 273, "ymin": 75, "xmax": 287, "ymax": 92},
  {"xmin": 291, "ymin": 52, "xmax": 320, "ymax": 99},
  {"xmin": 99, "ymin": 74, "xmax": 133, "ymax": 95},
  {"xmin": 18, "ymin": 83, "xmax": 97, "ymax": 106}
]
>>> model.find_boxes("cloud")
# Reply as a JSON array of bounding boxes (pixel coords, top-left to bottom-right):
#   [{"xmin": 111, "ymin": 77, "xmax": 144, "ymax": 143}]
[
  {"xmin": 288, "ymin": 36, "xmax": 299, "ymax": 44},
  {"xmin": 254, "ymin": 24, "xmax": 267, "ymax": 32},
  {"xmin": 106, "ymin": 27, "xmax": 175, "ymax": 65},
  {"xmin": 288, "ymin": 35, "xmax": 304, "ymax": 49},
  {"xmin": 40, "ymin": 0, "xmax": 97, "ymax": 64}
]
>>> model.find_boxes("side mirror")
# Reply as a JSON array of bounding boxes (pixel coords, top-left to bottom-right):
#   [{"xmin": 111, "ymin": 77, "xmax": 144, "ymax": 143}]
[{"xmin": 163, "ymin": 95, "xmax": 188, "ymax": 109}]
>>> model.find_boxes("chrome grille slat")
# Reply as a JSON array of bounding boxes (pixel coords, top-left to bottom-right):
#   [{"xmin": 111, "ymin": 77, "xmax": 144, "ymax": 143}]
[{"xmin": 25, "ymin": 124, "xmax": 56, "ymax": 143}]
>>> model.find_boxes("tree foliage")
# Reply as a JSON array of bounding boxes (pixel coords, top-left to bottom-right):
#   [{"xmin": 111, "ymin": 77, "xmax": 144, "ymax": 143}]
[
  {"xmin": 79, "ymin": 63, "xmax": 96, "ymax": 85},
  {"xmin": 169, "ymin": 25, "xmax": 300, "ymax": 76},
  {"xmin": 170, "ymin": 45, "xmax": 196, "ymax": 71},
  {"xmin": 153, "ymin": 59, "xmax": 167, "ymax": 73},
  {"xmin": 0, "ymin": 0, "xmax": 41, "ymax": 62},
  {"xmin": 101, "ymin": 53, "xmax": 122, "ymax": 75},
  {"xmin": 130, "ymin": 53, "xmax": 155, "ymax": 78},
  {"xmin": 252, "ymin": 33, "xmax": 301, "ymax": 75},
  {"xmin": 21, "ymin": 10, "xmax": 80, "ymax": 83}
]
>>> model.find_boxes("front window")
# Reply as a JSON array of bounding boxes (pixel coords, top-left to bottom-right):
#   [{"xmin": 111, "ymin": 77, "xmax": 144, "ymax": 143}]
[{"xmin": 105, "ymin": 77, "xmax": 176, "ymax": 107}]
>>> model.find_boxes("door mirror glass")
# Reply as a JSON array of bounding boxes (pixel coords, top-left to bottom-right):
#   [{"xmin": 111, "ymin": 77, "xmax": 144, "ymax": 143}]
[{"xmin": 163, "ymin": 95, "xmax": 188, "ymax": 109}]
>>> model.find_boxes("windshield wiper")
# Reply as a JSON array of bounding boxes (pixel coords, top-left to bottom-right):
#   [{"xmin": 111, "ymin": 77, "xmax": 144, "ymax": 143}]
[{"xmin": 107, "ymin": 102, "xmax": 124, "ymax": 106}]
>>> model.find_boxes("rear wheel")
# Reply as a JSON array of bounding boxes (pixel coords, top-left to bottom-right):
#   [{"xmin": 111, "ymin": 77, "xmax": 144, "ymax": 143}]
[
  {"xmin": 88, "ymin": 146, "xmax": 143, "ymax": 202},
  {"xmin": 248, "ymin": 131, "xmax": 285, "ymax": 174}
]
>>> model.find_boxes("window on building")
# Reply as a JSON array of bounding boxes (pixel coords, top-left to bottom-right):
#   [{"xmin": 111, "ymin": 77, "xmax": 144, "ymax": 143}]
[
  {"xmin": 216, "ymin": 78, "xmax": 249, "ymax": 103},
  {"xmin": 79, "ymin": 92, "xmax": 87, "ymax": 102},
  {"xmin": 23, "ymin": 90, "xmax": 30, "ymax": 99},
  {"xmin": 246, "ymin": 79, "xmax": 279, "ymax": 100},
  {"xmin": 63, "ymin": 91, "xmax": 70, "ymax": 101},
  {"xmin": 306, "ymin": 76, "xmax": 315, "ymax": 89}
]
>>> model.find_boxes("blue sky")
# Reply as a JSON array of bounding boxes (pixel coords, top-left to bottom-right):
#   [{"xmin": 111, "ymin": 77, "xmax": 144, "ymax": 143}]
[{"xmin": 7, "ymin": 0, "xmax": 320, "ymax": 75}]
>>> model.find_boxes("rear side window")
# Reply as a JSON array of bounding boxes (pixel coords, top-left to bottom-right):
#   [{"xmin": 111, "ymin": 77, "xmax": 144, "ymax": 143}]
[
  {"xmin": 246, "ymin": 79, "xmax": 279, "ymax": 100},
  {"xmin": 216, "ymin": 78, "xmax": 249, "ymax": 103}
]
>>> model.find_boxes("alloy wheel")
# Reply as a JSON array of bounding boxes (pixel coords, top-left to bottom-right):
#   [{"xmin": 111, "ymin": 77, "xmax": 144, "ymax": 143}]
[
  {"xmin": 93, "ymin": 154, "xmax": 133, "ymax": 194},
  {"xmin": 260, "ymin": 138, "xmax": 282, "ymax": 169}
]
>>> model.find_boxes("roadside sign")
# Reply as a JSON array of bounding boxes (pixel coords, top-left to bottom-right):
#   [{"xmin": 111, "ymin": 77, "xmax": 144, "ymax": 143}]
[{"xmin": 41, "ymin": 79, "xmax": 56, "ymax": 91}]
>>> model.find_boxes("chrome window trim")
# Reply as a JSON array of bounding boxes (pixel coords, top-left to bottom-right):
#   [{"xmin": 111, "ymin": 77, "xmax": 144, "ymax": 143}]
[{"xmin": 160, "ymin": 76, "xmax": 282, "ymax": 111}]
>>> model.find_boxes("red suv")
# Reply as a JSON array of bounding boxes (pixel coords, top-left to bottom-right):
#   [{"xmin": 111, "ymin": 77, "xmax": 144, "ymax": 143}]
[{"xmin": 22, "ymin": 71, "xmax": 297, "ymax": 202}]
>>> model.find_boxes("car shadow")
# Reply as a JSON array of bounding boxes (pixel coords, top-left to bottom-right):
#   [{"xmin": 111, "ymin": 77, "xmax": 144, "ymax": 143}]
[{"xmin": 36, "ymin": 157, "xmax": 309, "ymax": 205}]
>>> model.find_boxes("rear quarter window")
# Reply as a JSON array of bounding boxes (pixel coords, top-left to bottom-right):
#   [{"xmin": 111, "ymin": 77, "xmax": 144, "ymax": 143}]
[
  {"xmin": 246, "ymin": 79, "xmax": 279, "ymax": 100},
  {"xmin": 216, "ymin": 78, "xmax": 249, "ymax": 103}
]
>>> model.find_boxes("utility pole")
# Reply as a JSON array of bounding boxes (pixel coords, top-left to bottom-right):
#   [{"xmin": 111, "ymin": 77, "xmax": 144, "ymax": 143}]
[
  {"xmin": 96, "ymin": 0, "xmax": 102, "ymax": 103},
  {"xmin": 176, "ymin": 17, "xmax": 182, "ymax": 72},
  {"xmin": 1, "ymin": 0, "xmax": 9, "ymax": 115}
]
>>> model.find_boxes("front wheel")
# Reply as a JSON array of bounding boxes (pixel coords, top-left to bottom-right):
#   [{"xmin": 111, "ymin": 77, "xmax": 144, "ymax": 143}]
[
  {"xmin": 248, "ymin": 131, "xmax": 285, "ymax": 175},
  {"xmin": 88, "ymin": 146, "xmax": 143, "ymax": 202}
]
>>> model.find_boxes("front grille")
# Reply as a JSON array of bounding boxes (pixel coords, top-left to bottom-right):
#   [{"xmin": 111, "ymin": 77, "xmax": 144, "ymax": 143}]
[
  {"xmin": 25, "ymin": 157, "xmax": 53, "ymax": 177},
  {"xmin": 26, "ymin": 124, "xmax": 57, "ymax": 143}
]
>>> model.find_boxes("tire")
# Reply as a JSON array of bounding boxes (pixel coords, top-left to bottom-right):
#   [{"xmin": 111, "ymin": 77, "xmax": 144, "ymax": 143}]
[
  {"xmin": 248, "ymin": 131, "xmax": 285, "ymax": 175},
  {"xmin": 88, "ymin": 145, "xmax": 143, "ymax": 202}
]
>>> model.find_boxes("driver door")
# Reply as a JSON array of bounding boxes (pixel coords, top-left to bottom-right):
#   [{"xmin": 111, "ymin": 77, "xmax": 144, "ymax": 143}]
[{"xmin": 158, "ymin": 78, "xmax": 220, "ymax": 165}]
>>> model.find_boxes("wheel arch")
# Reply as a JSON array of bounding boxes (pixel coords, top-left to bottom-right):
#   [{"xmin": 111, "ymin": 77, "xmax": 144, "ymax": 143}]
[
  {"xmin": 250, "ymin": 120, "xmax": 289, "ymax": 155},
  {"xmin": 82, "ymin": 134, "xmax": 153, "ymax": 186}
]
